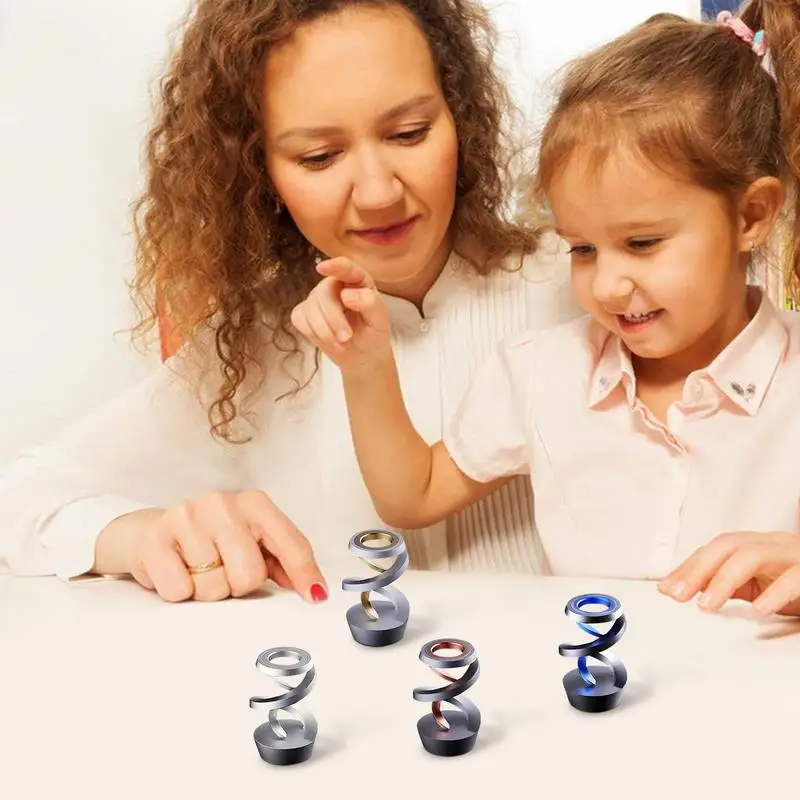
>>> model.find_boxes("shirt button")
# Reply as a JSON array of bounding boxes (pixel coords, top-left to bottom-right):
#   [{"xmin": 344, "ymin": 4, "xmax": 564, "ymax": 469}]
[{"xmin": 420, "ymin": 321, "xmax": 430, "ymax": 332}]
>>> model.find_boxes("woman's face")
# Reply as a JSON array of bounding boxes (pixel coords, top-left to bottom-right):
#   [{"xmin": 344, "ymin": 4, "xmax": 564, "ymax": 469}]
[{"xmin": 263, "ymin": 4, "xmax": 459, "ymax": 303}]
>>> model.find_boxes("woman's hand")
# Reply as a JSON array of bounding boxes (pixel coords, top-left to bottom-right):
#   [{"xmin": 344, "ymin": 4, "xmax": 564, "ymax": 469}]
[
  {"xmin": 658, "ymin": 531, "xmax": 800, "ymax": 616},
  {"xmin": 93, "ymin": 490, "xmax": 328, "ymax": 603},
  {"xmin": 291, "ymin": 257, "xmax": 392, "ymax": 376}
]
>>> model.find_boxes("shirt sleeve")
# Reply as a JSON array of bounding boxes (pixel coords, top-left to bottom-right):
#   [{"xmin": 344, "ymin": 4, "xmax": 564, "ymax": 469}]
[
  {"xmin": 0, "ymin": 354, "xmax": 249, "ymax": 582},
  {"xmin": 442, "ymin": 332, "xmax": 536, "ymax": 483}
]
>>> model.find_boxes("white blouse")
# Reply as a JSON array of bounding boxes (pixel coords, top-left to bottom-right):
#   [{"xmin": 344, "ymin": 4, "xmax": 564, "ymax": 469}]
[{"xmin": 0, "ymin": 239, "xmax": 580, "ymax": 581}]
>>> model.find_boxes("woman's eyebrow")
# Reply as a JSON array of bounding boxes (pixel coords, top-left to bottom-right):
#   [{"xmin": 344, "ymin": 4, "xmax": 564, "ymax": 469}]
[{"xmin": 274, "ymin": 94, "xmax": 437, "ymax": 143}]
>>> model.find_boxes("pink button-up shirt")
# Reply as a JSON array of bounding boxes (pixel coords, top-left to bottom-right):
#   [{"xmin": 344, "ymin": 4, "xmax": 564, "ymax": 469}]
[{"xmin": 444, "ymin": 289, "xmax": 800, "ymax": 579}]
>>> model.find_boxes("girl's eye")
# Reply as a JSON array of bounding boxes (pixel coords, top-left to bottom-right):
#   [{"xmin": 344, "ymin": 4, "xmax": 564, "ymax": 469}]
[
  {"xmin": 391, "ymin": 125, "xmax": 431, "ymax": 143},
  {"xmin": 629, "ymin": 238, "xmax": 661, "ymax": 250},
  {"xmin": 567, "ymin": 245, "xmax": 595, "ymax": 258}
]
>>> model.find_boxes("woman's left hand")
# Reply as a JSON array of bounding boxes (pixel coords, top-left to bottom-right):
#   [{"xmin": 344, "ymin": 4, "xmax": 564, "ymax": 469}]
[{"xmin": 657, "ymin": 531, "xmax": 800, "ymax": 616}]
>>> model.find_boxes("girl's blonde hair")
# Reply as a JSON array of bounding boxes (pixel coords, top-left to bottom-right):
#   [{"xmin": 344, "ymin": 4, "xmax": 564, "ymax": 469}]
[{"xmin": 533, "ymin": 1, "xmax": 800, "ymax": 298}]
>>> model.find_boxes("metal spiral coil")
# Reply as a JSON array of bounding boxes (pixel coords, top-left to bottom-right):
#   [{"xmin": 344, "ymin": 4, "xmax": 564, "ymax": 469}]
[
  {"xmin": 249, "ymin": 647, "xmax": 318, "ymax": 765},
  {"xmin": 413, "ymin": 639, "xmax": 481, "ymax": 757},
  {"xmin": 558, "ymin": 594, "xmax": 627, "ymax": 713},
  {"xmin": 341, "ymin": 529, "xmax": 410, "ymax": 646}
]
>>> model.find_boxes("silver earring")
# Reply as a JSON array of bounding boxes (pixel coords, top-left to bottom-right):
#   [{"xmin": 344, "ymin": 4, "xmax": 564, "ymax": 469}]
[{"xmin": 747, "ymin": 241, "xmax": 756, "ymax": 280}]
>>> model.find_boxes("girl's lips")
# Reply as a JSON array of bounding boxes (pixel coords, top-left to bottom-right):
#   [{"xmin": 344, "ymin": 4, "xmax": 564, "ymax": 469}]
[{"xmin": 617, "ymin": 309, "xmax": 664, "ymax": 333}]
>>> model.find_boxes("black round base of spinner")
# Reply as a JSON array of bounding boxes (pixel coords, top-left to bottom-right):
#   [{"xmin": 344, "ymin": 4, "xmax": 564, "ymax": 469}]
[
  {"xmin": 346, "ymin": 599, "xmax": 408, "ymax": 647},
  {"xmin": 417, "ymin": 711, "xmax": 478, "ymax": 757},
  {"xmin": 253, "ymin": 720, "xmax": 315, "ymax": 766},
  {"xmin": 563, "ymin": 663, "xmax": 623, "ymax": 713}
]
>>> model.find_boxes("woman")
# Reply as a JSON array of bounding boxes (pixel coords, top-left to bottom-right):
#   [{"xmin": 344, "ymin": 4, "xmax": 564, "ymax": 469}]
[{"xmin": 0, "ymin": 0, "xmax": 580, "ymax": 603}]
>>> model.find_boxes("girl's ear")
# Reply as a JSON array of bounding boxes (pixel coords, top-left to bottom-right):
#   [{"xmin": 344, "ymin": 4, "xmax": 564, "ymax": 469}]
[{"xmin": 737, "ymin": 176, "xmax": 785, "ymax": 252}]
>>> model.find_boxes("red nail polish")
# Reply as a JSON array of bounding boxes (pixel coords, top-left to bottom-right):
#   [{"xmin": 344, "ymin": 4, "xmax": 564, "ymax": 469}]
[{"xmin": 310, "ymin": 583, "xmax": 328, "ymax": 602}]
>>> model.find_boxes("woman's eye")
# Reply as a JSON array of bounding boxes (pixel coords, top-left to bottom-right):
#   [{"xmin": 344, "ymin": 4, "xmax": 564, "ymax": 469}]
[
  {"xmin": 567, "ymin": 245, "xmax": 595, "ymax": 257},
  {"xmin": 296, "ymin": 125, "xmax": 431, "ymax": 169},
  {"xmin": 298, "ymin": 152, "xmax": 338, "ymax": 170}
]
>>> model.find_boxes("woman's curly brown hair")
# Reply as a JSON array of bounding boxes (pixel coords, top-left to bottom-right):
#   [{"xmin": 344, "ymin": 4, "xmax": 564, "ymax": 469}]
[{"xmin": 130, "ymin": 0, "xmax": 540, "ymax": 442}]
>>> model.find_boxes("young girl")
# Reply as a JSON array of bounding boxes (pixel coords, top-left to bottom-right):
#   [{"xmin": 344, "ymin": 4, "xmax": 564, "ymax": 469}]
[{"xmin": 291, "ymin": 3, "xmax": 800, "ymax": 616}]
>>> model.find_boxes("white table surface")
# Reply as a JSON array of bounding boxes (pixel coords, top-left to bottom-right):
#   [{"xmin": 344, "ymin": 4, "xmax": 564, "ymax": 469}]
[{"xmin": 2, "ymin": 561, "xmax": 799, "ymax": 799}]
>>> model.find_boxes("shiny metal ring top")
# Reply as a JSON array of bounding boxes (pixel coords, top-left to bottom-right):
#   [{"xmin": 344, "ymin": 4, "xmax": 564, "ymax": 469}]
[
  {"xmin": 341, "ymin": 529, "xmax": 410, "ymax": 624},
  {"xmin": 413, "ymin": 638, "xmax": 481, "ymax": 733},
  {"xmin": 248, "ymin": 647, "xmax": 318, "ymax": 744},
  {"xmin": 558, "ymin": 593, "xmax": 627, "ymax": 689}
]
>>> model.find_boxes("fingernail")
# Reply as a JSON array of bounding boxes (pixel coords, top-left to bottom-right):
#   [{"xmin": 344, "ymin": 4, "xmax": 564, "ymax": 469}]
[
  {"xmin": 337, "ymin": 330, "xmax": 351, "ymax": 342},
  {"xmin": 668, "ymin": 580, "xmax": 686, "ymax": 598},
  {"xmin": 697, "ymin": 592, "xmax": 712, "ymax": 609},
  {"xmin": 752, "ymin": 602, "xmax": 770, "ymax": 616},
  {"xmin": 310, "ymin": 583, "xmax": 328, "ymax": 603}
]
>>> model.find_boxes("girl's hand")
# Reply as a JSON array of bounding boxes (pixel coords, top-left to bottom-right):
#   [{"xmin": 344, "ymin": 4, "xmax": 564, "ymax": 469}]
[
  {"xmin": 658, "ymin": 531, "xmax": 800, "ymax": 616},
  {"xmin": 291, "ymin": 257, "xmax": 392, "ymax": 375}
]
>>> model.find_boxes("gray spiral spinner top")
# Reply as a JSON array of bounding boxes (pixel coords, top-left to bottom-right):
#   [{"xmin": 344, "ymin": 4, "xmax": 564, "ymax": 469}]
[{"xmin": 248, "ymin": 647, "xmax": 318, "ymax": 765}]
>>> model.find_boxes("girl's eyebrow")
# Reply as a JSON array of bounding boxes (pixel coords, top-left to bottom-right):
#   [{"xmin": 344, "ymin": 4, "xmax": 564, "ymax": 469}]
[
  {"xmin": 608, "ymin": 218, "xmax": 679, "ymax": 234},
  {"xmin": 555, "ymin": 219, "xmax": 679, "ymax": 238}
]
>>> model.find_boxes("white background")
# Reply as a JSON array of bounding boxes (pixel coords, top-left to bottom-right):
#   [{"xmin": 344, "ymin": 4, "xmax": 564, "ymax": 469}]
[{"xmin": 0, "ymin": 0, "xmax": 700, "ymax": 460}]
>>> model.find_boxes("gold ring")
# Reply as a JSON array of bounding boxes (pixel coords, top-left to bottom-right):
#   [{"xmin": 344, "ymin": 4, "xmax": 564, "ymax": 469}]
[{"xmin": 187, "ymin": 559, "xmax": 223, "ymax": 575}]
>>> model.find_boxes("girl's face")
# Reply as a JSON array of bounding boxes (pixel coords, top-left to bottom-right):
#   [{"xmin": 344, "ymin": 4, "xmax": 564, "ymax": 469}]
[
  {"xmin": 263, "ymin": 4, "xmax": 459, "ymax": 304},
  {"xmin": 547, "ymin": 147, "xmax": 753, "ymax": 380}
]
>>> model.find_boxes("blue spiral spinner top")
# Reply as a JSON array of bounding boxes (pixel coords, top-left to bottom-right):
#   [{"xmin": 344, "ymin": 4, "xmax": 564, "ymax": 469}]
[
  {"xmin": 341, "ymin": 529, "xmax": 410, "ymax": 647},
  {"xmin": 558, "ymin": 594, "xmax": 627, "ymax": 713}
]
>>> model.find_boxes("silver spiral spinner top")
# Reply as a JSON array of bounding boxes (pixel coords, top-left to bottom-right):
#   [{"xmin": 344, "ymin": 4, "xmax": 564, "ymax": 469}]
[
  {"xmin": 341, "ymin": 530, "xmax": 410, "ymax": 646},
  {"xmin": 249, "ymin": 647, "xmax": 317, "ymax": 765}
]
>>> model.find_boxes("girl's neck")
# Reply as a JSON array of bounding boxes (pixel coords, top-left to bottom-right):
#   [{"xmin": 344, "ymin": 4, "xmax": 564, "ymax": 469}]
[{"xmin": 632, "ymin": 289, "xmax": 755, "ymax": 387}]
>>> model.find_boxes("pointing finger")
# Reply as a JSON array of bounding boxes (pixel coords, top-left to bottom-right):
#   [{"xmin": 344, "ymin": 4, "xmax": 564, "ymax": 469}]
[
  {"xmin": 316, "ymin": 257, "xmax": 374, "ymax": 288},
  {"xmin": 237, "ymin": 490, "xmax": 328, "ymax": 603}
]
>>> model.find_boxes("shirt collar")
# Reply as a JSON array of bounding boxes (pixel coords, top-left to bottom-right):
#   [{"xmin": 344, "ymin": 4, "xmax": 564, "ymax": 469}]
[
  {"xmin": 588, "ymin": 287, "xmax": 788, "ymax": 414},
  {"xmin": 705, "ymin": 287, "xmax": 788, "ymax": 414},
  {"xmin": 588, "ymin": 327, "xmax": 637, "ymax": 408}
]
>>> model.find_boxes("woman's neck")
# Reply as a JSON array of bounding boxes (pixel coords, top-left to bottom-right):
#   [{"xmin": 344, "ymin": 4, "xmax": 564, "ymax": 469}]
[{"xmin": 375, "ymin": 230, "xmax": 455, "ymax": 312}]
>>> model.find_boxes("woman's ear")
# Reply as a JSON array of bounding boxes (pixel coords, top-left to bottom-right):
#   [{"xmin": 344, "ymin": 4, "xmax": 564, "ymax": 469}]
[{"xmin": 737, "ymin": 176, "xmax": 785, "ymax": 252}]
